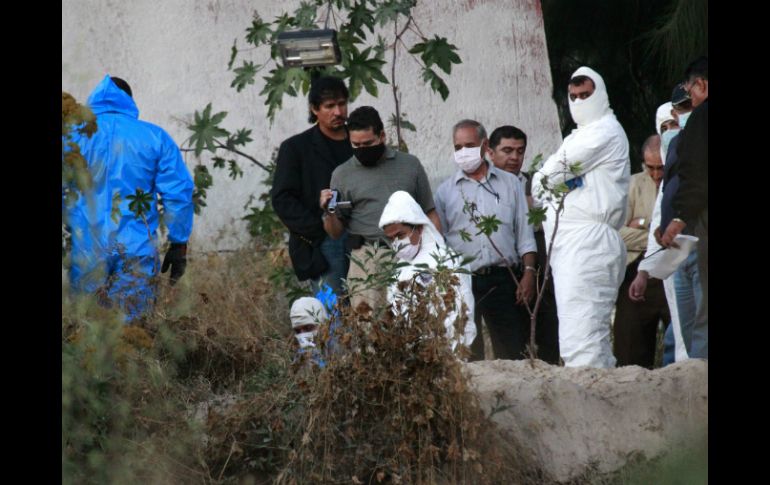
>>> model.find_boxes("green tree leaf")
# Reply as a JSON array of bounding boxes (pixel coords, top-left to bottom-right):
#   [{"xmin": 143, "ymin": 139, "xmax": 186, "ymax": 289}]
[
  {"xmin": 388, "ymin": 113, "xmax": 416, "ymax": 132},
  {"xmin": 459, "ymin": 229, "xmax": 472, "ymax": 243},
  {"xmin": 271, "ymin": 13, "xmax": 296, "ymax": 39},
  {"xmin": 410, "ymin": 35, "xmax": 461, "ymax": 74},
  {"xmin": 421, "ymin": 68, "xmax": 449, "ymax": 100},
  {"xmin": 260, "ymin": 67, "xmax": 308, "ymax": 122},
  {"xmin": 372, "ymin": 34, "xmax": 388, "ymax": 59},
  {"xmin": 528, "ymin": 153, "xmax": 545, "ymax": 174},
  {"xmin": 193, "ymin": 165, "xmax": 213, "ymax": 190},
  {"xmin": 227, "ymin": 128, "xmax": 254, "ymax": 149},
  {"xmin": 127, "ymin": 188, "xmax": 153, "ymax": 218},
  {"xmin": 192, "ymin": 188, "xmax": 207, "ymax": 215},
  {"xmin": 231, "ymin": 61, "xmax": 259, "ymax": 92},
  {"xmin": 475, "ymin": 214, "xmax": 502, "ymax": 237},
  {"xmin": 527, "ymin": 207, "xmax": 548, "ymax": 227},
  {"xmin": 192, "ymin": 165, "xmax": 213, "ymax": 215},
  {"xmin": 246, "ymin": 15, "xmax": 272, "ymax": 46},
  {"xmin": 227, "ymin": 38, "xmax": 238, "ymax": 70},
  {"xmin": 348, "ymin": 1, "xmax": 376, "ymax": 37},
  {"xmin": 343, "ymin": 46, "xmax": 389, "ymax": 100},
  {"xmin": 553, "ymin": 182, "xmax": 570, "ymax": 195},
  {"xmin": 228, "ymin": 160, "xmax": 244, "ymax": 179},
  {"xmin": 187, "ymin": 104, "xmax": 230, "ymax": 156},
  {"xmin": 293, "ymin": 1, "xmax": 318, "ymax": 29},
  {"xmin": 373, "ymin": 0, "xmax": 414, "ymax": 27},
  {"xmin": 212, "ymin": 157, "xmax": 226, "ymax": 169}
]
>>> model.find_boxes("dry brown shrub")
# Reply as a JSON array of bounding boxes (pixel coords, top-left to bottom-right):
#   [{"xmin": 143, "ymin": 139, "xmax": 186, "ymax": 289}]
[{"xmin": 275, "ymin": 263, "xmax": 542, "ymax": 485}]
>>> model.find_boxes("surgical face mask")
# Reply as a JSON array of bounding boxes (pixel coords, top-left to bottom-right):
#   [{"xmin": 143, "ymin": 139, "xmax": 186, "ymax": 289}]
[
  {"xmin": 295, "ymin": 330, "xmax": 317, "ymax": 349},
  {"xmin": 454, "ymin": 146, "xmax": 483, "ymax": 173},
  {"xmin": 661, "ymin": 128, "xmax": 680, "ymax": 155},
  {"xmin": 677, "ymin": 111, "xmax": 692, "ymax": 129},
  {"xmin": 392, "ymin": 228, "xmax": 421, "ymax": 261},
  {"xmin": 354, "ymin": 142, "xmax": 386, "ymax": 167}
]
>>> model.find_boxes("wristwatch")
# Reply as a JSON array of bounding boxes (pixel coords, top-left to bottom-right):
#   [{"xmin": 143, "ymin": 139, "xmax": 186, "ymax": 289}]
[{"xmin": 638, "ymin": 217, "xmax": 646, "ymax": 228}]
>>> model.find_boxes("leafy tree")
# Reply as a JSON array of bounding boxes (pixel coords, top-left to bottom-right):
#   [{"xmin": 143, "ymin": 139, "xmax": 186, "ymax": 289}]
[{"xmin": 183, "ymin": 0, "xmax": 463, "ymax": 249}]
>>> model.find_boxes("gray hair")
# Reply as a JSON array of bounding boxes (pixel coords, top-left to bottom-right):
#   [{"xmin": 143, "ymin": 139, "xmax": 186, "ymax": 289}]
[{"xmin": 452, "ymin": 119, "xmax": 487, "ymax": 142}]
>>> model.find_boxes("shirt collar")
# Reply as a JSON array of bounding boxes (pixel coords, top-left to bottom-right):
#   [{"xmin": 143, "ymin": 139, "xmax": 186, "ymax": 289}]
[{"xmin": 453, "ymin": 161, "xmax": 500, "ymax": 184}]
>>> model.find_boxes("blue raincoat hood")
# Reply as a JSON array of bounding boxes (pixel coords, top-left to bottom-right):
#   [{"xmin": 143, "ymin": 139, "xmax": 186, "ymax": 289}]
[{"xmin": 88, "ymin": 75, "xmax": 140, "ymax": 119}]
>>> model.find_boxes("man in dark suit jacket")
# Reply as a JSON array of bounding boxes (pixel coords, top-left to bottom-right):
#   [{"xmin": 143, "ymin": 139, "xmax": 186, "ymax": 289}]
[
  {"xmin": 271, "ymin": 77, "xmax": 353, "ymax": 295},
  {"xmin": 660, "ymin": 56, "xmax": 708, "ymax": 358}
]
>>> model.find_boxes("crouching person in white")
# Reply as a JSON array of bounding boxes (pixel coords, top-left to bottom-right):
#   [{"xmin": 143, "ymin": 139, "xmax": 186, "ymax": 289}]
[
  {"xmin": 290, "ymin": 297, "xmax": 328, "ymax": 368},
  {"xmin": 378, "ymin": 191, "xmax": 477, "ymax": 352}
]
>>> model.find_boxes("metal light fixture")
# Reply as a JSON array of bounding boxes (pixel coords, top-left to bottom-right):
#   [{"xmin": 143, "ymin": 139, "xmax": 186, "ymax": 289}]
[{"xmin": 276, "ymin": 29, "xmax": 341, "ymax": 68}]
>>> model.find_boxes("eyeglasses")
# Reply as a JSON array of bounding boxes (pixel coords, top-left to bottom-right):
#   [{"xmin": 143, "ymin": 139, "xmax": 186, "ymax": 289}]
[{"xmin": 644, "ymin": 164, "xmax": 664, "ymax": 172}]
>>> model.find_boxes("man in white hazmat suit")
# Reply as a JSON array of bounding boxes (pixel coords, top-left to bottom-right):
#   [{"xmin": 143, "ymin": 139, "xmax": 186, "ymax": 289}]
[
  {"xmin": 532, "ymin": 67, "xmax": 630, "ymax": 368},
  {"xmin": 378, "ymin": 191, "xmax": 477, "ymax": 351}
]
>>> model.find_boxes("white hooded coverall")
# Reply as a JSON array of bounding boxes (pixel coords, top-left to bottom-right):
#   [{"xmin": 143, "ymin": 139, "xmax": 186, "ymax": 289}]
[
  {"xmin": 532, "ymin": 67, "xmax": 630, "ymax": 368},
  {"xmin": 378, "ymin": 191, "xmax": 477, "ymax": 350},
  {"xmin": 639, "ymin": 102, "xmax": 689, "ymax": 362}
]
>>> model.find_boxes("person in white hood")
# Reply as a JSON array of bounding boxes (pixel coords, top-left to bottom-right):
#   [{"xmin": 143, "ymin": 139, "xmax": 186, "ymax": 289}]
[
  {"xmin": 378, "ymin": 191, "xmax": 477, "ymax": 351},
  {"xmin": 531, "ymin": 67, "xmax": 630, "ymax": 368},
  {"xmin": 290, "ymin": 296, "xmax": 329, "ymax": 367}
]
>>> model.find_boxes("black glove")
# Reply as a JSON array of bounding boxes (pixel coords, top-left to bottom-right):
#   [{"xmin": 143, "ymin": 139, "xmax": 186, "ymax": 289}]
[{"xmin": 161, "ymin": 242, "xmax": 187, "ymax": 285}]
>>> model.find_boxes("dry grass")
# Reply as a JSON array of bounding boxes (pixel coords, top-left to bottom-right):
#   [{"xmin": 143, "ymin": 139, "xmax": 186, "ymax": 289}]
[{"xmin": 62, "ymin": 246, "xmax": 301, "ymax": 484}]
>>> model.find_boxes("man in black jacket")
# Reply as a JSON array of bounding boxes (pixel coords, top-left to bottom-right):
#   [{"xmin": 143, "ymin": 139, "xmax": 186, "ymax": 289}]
[
  {"xmin": 660, "ymin": 56, "xmax": 708, "ymax": 358},
  {"xmin": 271, "ymin": 77, "xmax": 353, "ymax": 295}
]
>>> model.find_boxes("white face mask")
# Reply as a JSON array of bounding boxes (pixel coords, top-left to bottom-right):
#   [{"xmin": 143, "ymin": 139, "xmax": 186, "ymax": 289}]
[
  {"xmin": 295, "ymin": 330, "xmax": 317, "ymax": 349},
  {"xmin": 392, "ymin": 228, "xmax": 421, "ymax": 261},
  {"xmin": 569, "ymin": 95, "xmax": 607, "ymax": 127},
  {"xmin": 453, "ymin": 146, "xmax": 484, "ymax": 173},
  {"xmin": 661, "ymin": 128, "xmax": 680, "ymax": 156},
  {"xmin": 677, "ymin": 111, "xmax": 692, "ymax": 129}
]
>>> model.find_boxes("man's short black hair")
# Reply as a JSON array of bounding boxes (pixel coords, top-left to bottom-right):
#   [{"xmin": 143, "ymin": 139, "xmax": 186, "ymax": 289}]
[
  {"xmin": 110, "ymin": 77, "xmax": 133, "ymax": 98},
  {"xmin": 684, "ymin": 56, "xmax": 708, "ymax": 83},
  {"xmin": 308, "ymin": 76, "xmax": 349, "ymax": 123},
  {"xmin": 489, "ymin": 125, "xmax": 527, "ymax": 150},
  {"xmin": 569, "ymin": 75, "xmax": 595, "ymax": 89},
  {"xmin": 346, "ymin": 106, "xmax": 384, "ymax": 135}
]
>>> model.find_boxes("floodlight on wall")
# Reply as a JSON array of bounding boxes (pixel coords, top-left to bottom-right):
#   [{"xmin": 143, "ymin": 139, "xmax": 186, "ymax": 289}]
[{"xmin": 276, "ymin": 29, "xmax": 341, "ymax": 68}]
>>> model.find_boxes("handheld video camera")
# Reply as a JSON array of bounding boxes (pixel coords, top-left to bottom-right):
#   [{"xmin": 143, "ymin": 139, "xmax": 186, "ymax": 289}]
[{"xmin": 327, "ymin": 189, "xmax": 352, "ymax": 214}]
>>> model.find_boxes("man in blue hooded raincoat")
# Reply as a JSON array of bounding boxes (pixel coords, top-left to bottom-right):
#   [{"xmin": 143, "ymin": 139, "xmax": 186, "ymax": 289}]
[{"xmin": 65, "ymin": 75, "xmax": 194, "ymax": 320}]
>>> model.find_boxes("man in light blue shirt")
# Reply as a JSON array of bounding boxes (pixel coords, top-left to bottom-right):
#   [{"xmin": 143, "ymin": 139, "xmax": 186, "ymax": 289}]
[{"xmin": 434, "ymin": 119, "xmax": 537, "ymax": 361}]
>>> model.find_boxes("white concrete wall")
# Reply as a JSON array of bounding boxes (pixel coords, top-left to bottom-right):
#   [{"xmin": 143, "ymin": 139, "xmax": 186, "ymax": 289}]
[{"xmin": 63, "ymin": 0, "xmax": 561, "ymax": 252}]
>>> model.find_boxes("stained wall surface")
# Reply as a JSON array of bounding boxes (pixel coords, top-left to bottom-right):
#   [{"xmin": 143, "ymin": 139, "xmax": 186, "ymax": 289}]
[{"xmin": 63, "ymin": 0, "xmax": 562, "ymax": 251}]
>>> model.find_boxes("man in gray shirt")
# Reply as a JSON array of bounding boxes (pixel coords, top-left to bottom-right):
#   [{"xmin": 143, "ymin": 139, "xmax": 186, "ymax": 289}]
[
  {"xmin": 434, "ymin": 119, "xmax": 537, "ymax": 361},
  {"xmin": 320, "ymin": 106, "xmax": 440, "ymax": 310}
]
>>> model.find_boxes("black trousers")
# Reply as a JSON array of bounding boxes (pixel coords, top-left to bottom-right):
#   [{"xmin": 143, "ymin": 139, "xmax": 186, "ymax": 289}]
[
  {"xmin": 469, "ymin": 267, "xmax": 532, "ymax": 361},
  {"xmin": 613, "ymin": 257, "xmax": 671, "ymax": 368},
  {"xmin": 531, "ymin": 273, "xmax": 560, "ymax": 365}
]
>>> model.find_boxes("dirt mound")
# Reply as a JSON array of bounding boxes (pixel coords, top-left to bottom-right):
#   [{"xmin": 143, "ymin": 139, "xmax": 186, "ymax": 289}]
[{"xmin": 465, "ymin": 359, "xmax": 708, "ymax": 483}]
